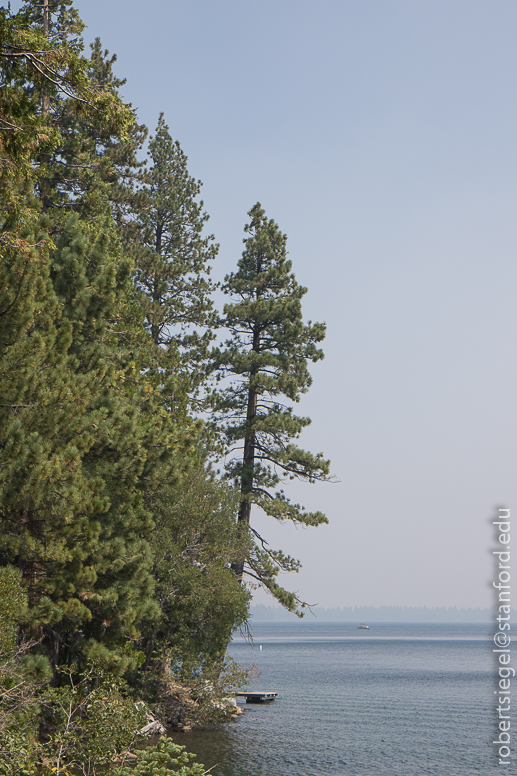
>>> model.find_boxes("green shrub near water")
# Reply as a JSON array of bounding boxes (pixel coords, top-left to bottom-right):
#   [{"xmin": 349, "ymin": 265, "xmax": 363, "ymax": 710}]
[
  {"xmin": 0, "ymin": 569, "xmax": 207, "ymax": 775},
  {"xmin": 115, "ymin": 738, "xmax": 206, "ymax": 776}
]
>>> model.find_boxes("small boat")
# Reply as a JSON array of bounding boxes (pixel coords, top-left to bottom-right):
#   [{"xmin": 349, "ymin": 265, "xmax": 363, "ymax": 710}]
[{"xmin": 357, "ymin": 624, "xmax": 370, "ymax": 630}]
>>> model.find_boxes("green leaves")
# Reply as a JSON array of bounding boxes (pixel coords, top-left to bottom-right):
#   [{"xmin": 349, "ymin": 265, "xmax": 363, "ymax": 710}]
[
  {"xmin": 0, "ymin": 567, "xmax": 28, "ymax": 657},
  {"xmin": 142, "ymin": 465, "xmax": 250, "ymax": 679}
]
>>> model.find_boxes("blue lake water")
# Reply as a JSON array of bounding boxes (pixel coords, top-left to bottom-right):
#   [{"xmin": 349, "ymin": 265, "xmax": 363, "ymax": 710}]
[{"xmin": 170, "ymin": 622, "xmax": 513, "ymax": 775}]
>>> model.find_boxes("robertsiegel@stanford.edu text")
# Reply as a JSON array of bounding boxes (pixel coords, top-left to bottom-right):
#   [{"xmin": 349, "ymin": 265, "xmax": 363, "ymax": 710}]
[{"xmin": 493, "ymin": 508, "xmax": 512, "ymax": 766}]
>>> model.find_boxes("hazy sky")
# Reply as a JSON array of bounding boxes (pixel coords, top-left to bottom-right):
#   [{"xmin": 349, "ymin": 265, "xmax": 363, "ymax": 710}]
[{"xmin": 17, "ymin": 1, "xmax": 517, "ymax": 609}]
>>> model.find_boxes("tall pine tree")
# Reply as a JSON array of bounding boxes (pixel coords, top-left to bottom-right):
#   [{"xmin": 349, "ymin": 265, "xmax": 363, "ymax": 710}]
[
  {"xmin": 212, "ymin": 203, "xmax": 330, "ymax": 612},
  {"xmin": 134, "ymin": 114, "xmax": 217, "ymax": 388}
]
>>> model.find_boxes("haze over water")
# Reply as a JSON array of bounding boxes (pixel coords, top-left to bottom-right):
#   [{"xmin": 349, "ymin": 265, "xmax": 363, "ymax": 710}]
[{"xmin": 172, "ymin": 622, "xmax": 510, "ymax": 776}]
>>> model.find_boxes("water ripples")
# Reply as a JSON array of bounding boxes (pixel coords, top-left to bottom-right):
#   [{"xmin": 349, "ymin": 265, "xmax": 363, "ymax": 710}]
[{"xmin": 169, "ymin": 623, "xmax": 505, "ymax": 776}]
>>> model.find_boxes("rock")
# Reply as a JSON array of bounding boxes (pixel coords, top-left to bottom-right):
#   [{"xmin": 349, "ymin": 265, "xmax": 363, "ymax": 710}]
[
  {"xmin": 211, "ymin": 696, "xmax": 242, "ymax": 715},
  {"xmin": 139, "ymin": 719, "xmax": 167, "ymax": 735}
]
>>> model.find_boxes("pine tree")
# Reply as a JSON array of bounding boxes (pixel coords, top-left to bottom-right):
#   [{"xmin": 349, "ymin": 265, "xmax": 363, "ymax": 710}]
[
  {"xmin": 87, "ymin": 36, "xmax": 149, "ymax": 234},
  {"xmin": 0, "ymin": 4, "xmax": 59, "ymax": 229},
  {"xmin": 11, "ymin": 1, "xmax": 137, "ymax": 224},
  {"xmin": 212, "ymin": 203, "xmax": 331, "ymax": 612},
  {"xmin": 134, "ymin": 114, "xmax": 217, "ymax": 386}
]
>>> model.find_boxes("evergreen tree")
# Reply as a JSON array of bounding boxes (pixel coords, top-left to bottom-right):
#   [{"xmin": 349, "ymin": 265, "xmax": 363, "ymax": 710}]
[
  {"xmin": 0, "ymin": 3, "xmax": 60, "ymax": 229},
  {"xmin": 135, "ymin": 114, "xmax": 217, "ymax": 385},
  {"xmin": 212, "ymin": 203, "xmax": 331, "ymax": 612},
  {"xmin": 87, "ymin": 37, "xmax": 149, "ymax": 234},
  {"xmin": 12, "ymin": 1, "xmax": 139, "ymax": 226}
]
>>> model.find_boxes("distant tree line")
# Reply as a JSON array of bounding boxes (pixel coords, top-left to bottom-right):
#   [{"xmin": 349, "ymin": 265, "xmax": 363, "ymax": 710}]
[
  {"xmin": 250, "ymin": 604, "xmax": 503, "ymax": 623},
  {"xmin": 0, "ymin": 1, "xmax": 330, "ymax": 772}
]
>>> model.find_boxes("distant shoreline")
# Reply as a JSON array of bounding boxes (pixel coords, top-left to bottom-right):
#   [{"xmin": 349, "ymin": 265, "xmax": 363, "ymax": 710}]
[{"xmin": 249, "ymin": 604, "xmax": 513, "ymax": 623}]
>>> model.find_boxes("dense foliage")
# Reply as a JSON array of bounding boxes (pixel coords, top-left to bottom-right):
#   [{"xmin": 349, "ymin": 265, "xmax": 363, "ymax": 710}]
[{"xmin": 0, "ymin": 1, "xmax": 330, "ymax": 772}]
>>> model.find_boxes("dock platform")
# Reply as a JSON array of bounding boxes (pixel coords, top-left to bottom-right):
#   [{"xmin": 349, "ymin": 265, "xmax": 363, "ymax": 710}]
[{"xmin": 236, "ymin": 691, "xmax": 279, "ymax": 703}]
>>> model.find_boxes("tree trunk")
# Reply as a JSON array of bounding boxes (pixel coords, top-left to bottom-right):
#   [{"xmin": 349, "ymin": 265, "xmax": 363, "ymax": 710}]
[
  {"xmin": 150, "ymin": 223, "xmax": 163, "ymax": 343},
  {"xmin": 42, "ymin": 0, "xmax": 50, "ymax": 115},
  {"xmin": 39, "ymin": 0, "xmax": 51, "ymax": 211},
  {"xmin": 231, "ymin": 320, "xmax": 260, "ymax": 580},
  {"xmin": 231, "ymin": 389, "xmax": 255, "ymax": 580}
]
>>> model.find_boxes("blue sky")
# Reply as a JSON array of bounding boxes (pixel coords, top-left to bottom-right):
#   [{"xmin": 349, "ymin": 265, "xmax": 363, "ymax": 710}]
[{"xmin": 13, "ymin": 0, "xmax": 517, "ymax": 609}]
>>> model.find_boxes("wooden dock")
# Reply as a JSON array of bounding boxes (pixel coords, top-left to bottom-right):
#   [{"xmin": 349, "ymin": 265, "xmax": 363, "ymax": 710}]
[{"xmin": 236, "ymin": 691, "xmax": 279, "ymax": 703}]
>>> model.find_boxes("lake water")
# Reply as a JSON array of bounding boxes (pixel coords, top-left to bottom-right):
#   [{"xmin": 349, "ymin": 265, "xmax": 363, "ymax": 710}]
[{"xmin": 170, "ymin": 622, "xmax": 512, "ymax": 775}]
